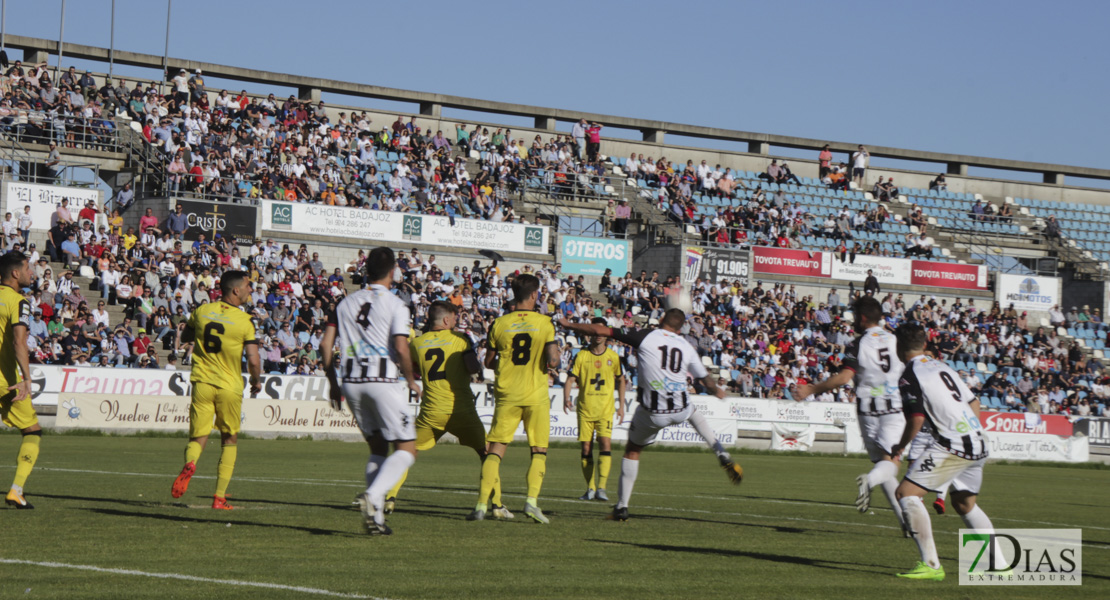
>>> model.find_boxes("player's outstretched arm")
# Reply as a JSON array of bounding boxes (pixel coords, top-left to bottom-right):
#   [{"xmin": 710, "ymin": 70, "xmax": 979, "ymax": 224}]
[
  {"xmin": 791, "ymin": 369, "xmax": 852, "ymax": 402},
  {"xmin": 557, "ymin": 318, "xmax": 611, "ymax": 338},
  {"xmin": 545, "ymin": 341, "xmax": 560, "ymax": 371},
  {"xmin": 700, "ymin": 376, "xmax": 728, "ymax": 400}
]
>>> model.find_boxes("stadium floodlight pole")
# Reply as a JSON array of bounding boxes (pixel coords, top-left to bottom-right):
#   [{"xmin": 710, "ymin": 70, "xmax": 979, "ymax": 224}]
[
  {"xmin": 160, "ymin": 0, "xmax": 171, "ymax": 95},
  {"xmin": 2, "ymin": 0, "xmax": 6, "ymax": 53},
  {"xmin": 109, "ymin": 0, "xmax": 115, "ymax": 78},
  {"xmin": 56, "ymin": 0, "xmax": 66, "ymax": 79}
]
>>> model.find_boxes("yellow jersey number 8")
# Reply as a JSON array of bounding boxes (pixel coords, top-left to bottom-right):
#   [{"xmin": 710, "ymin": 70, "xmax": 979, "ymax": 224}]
[{"xmin": 510, "ymin": 333, "xmax": 531, "ymax": 365}]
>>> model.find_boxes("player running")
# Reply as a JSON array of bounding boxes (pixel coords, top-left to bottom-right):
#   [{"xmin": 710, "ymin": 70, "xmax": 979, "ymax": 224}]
[
  {"xmin": 792, "ymin": 296, "xmax": 906, "ymax": 533},
  {"xmin": 472, "ymin": 274, "xmax": 558, "ymax": 524},
  {"xmin": 562, "ymin": 318, "xmax": 625, "ymax": 501},
  {"xmin": 559, "ymin": 309, "xmax": 742, "ymax": 522},
  {"xmin": 170, "ymin": 270, "xmax": 262, "ymax": 510},
  {"xmin": 0, "ymin": 252, "xmax": 40, "ymax": 509},
  {"xmin": 321, "ymin": 247, "xmax": 420, "ymax": 536},
  {"xmin": 890, "ymin": 323, "xmax": 1002, "ymax": 581},
  {"xmin": 385, "ymin": 301, "xmax": 510, "ymax": 520}
]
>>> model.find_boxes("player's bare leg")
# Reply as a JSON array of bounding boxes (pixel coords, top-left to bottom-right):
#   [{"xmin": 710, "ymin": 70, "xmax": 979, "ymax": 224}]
[
  {"xmin": 895, "ymin": 479, "xmax": 944, "ymax": 580},
  {"xmin": 6, "ymin": 425, "xmax": 42, "ymax": 509},
  {"xmin": 579, "ymin": 438, "xmax": 596, "ymax": 501},
  {"xmin": 687, "ymin": 408, "xmax": 742, "ymax": 484},
  {"xmin": 612, "ymin": 442, "xmax": 644, "ymax": 521},
  {"xmin": 950, "ymin": 490, "xmax": 1008, "ymax": 574}
]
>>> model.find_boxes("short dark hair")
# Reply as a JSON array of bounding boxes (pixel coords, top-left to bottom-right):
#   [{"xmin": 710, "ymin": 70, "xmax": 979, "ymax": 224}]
[
  {"xmin": 426, "ymin": 301, "xmax": 456, "ymax": 330},
  {"xmin": 511, "ymin": 273, "xmax": 540, "ymax": 302},
  {"xmin": 854, "ymin": 296, "xmax": 883, "ymax": 326},
  {"xmin": 0, "ymin": 252, "xmax": 27, "ymax": 281},
  {"xmin": 591, "ymin": 317, "xmax": 607, "ymax": 325},
  {"xmin": 219, "ymin": 270, "xmax": 249, "ymax": 296},
  {"xmin": 364, "ymin": 247, "xmax": 396, "ymax": 282},
  {"xmin": 661, "ymin": 308, "xmax": 686, "ymax": 330},
  {"xmin": 895, "ymin": 322, "xmax": 927, "ymax": 353}
]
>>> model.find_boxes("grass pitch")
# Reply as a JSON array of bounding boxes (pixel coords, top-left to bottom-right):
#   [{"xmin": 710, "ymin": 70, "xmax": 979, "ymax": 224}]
[{"xmin": 0, "ymin": 434, "xmax": 1106, "ymax": 599}]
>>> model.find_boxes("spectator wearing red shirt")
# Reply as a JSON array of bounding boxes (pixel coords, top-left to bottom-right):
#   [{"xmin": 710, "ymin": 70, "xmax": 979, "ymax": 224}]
[
  {"xmin": 139, "ymin": 208, "xmax": 163, "ymax": 235},
  {"xmin": 78, "ymin": 201, "xmax": 98, "ymax": 224},
  {"xmin": 132, "ymin": 330, "xmax": 152, "ymax": 359},
  {"xmin": 586, "ymin": 123, "xmax": 602, "ymax": 162}
]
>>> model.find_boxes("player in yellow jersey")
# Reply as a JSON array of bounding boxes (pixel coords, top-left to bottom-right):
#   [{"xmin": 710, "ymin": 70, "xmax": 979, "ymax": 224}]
[
  {"xmin": 563, "ymin": 317, "xmax": 625, "ymax": 502},
  {"xmin": 170, "ymin": 270, "xmax": 262, "ymax": 509},
  {"xmin": 383, "ymin": 301, "xmax": 510, "ymax": 520},
  {"xmin": 0, "ymin": 253, "xmax": 39, "ymax": 508},
  {"xmin": 472, "ymin": 274, "xmax": 559, "ymax": 524}
]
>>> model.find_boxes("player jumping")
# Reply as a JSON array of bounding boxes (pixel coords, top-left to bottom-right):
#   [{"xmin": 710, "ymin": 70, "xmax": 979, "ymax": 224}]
[
  {"xmin": 171, "ymin": 270, "xmax": 263, "ymax": 509},
  {"xmin": 559, "ymin": 309, "xmax": 742, "ymax": 522},
  {"xmin": 563, "ymin": 317, "xmax": 626, "ymax": 501}
]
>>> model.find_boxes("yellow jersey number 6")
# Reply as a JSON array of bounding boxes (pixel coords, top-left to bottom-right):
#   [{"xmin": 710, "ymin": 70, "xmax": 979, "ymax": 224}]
[{"xmin": 203, "ymin": 322, "xmax": 224, "ymax": 353}]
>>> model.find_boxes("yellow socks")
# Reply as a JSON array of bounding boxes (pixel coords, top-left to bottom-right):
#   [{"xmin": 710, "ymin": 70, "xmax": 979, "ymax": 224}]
[
  {"xmin": 598, "ymin": 451, "xmax": 612, "ymax": 490},
  {"xmin": 477, "ymin": 454, "xmax": 501, "ymax": 509},
  {"xmin": 526, "ymin": 451, "xmax": 547, "ymax": 500},
  {"xmin": 185, "ymin": 440, "xmax": 203, "ymax": 465},
  {"xmin": 581, "ymin": 454, "xmax": 595, "ymax": 490},
  {"xmin": 215, "ymin": 444, "xmax": 237, "ymax": 499},
  {"xmin": 387, "ymin": 468, "xmax": 409, "ymax": 500},
  {"xmin": 12, "ymin": 433, "xmax": 41, "ymax": 490}
]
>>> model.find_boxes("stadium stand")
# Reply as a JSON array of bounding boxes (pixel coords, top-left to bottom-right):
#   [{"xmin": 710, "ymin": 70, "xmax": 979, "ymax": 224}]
[{"xmin": 0, "ymin": 36, "xmax": 1106, "ymax": 421}]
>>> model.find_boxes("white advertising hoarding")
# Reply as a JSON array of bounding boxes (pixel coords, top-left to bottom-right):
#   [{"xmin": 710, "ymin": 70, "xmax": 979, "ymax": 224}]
[
  {"xmin": 996, "ymin": 273, "xmax": 1061, "ymax": 313},
  {"xmin": 3, "ymin": 181, "xmax": 102, "ymax": 231},
  {"xmin": 829, "ymin": 254, "xmax": 912, "ymax": 285},
  {"xmin": 260, "ymin": 200, "xmax": 551, "ymax": 255}
]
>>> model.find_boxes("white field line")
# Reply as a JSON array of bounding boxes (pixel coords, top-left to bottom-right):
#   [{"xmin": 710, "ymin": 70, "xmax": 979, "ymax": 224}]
[
  {"xmin": 14, "ymin": 465, "xmax": 1110, "ymax": 549},
  {"xmin": 0, "ymin": 558, "xmax": 385, "ymax": 599}
]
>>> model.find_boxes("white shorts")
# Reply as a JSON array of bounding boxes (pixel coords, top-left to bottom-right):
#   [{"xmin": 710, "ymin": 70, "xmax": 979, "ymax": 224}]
[
  {"xmin": 903, "ymin": 445, "xmax": 984, "ymax": 495},
  {"xmin": 906, "ymin": 431, "xmax": 934, "ymax": 463},
  {"xmin": 627, "ymin": 404, "xmax": 694, "ymax": 447},
  {"xmin": 859, "ymin": 412, "xmax": 906, "ymax": 463},
  {"xmin": 342, "ymin": 381, "xmax": 416, "ymax": 443}
]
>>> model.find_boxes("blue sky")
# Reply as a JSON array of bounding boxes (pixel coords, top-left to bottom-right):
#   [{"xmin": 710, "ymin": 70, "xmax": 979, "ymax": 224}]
[{"xmin": 4, "ymin": 0, "xmax": 1107, "ymax": 173}]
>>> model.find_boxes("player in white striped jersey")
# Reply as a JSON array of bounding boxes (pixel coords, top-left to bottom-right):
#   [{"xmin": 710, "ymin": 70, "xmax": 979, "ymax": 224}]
[
  {"xmin": 321, "ymin": 247, "xmax": 420, "ymax": 536},
  {"xmin": 792, "ymin": 297, "xmax": 906, "ymax": 533},
  {"xmin": 889, "ymin": 323, "xmax": 1001, "ymax": 581},
  {"xmin": 560, "ymin": 309, "xmax": 743, "ymax": 522}
]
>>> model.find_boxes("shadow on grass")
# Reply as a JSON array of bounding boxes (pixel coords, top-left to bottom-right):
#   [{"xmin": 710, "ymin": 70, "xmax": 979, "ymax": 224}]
[
  {"xmin": 588, "ymin": 539, "xmax": 894, "ymax": 574},
  {"xmin": 83, "ymin": 506, "xmax": 364, "ymax": 537}
]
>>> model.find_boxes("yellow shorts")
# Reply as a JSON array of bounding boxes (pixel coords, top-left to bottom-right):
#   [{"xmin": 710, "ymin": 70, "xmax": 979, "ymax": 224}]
[
  {"xmin": 577, "ymin": 411, "xmax": 614, "ymax": 442},
  {"xmin": 486, "ymin": 403, "xmax": 549, "ymax": 448},
  {"xmin": 0, "ymin": 391, "xmax": 38, "ymax": 430},
  {"xmin": 415, "ymin": 408, "xmax": 487, "ymax": 452},
  {"xmin": 189, "ymin": 382, "xmax": 242, "ymax": 439}
]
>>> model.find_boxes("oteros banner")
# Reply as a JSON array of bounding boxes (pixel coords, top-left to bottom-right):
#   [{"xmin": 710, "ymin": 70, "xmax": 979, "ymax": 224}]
[
  {"xmin": 261, "ymin": 200, "xmax": 550, "ymax": 255},
  {"xmin": 560, "ymin": 235, "xmax": 630, "ymax": 276}
]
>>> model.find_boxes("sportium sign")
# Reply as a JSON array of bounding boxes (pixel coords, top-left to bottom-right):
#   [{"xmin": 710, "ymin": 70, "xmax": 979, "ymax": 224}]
[{"xmin": 959, "ymin": 529, "xmax": 1081, "ymax": 585}]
